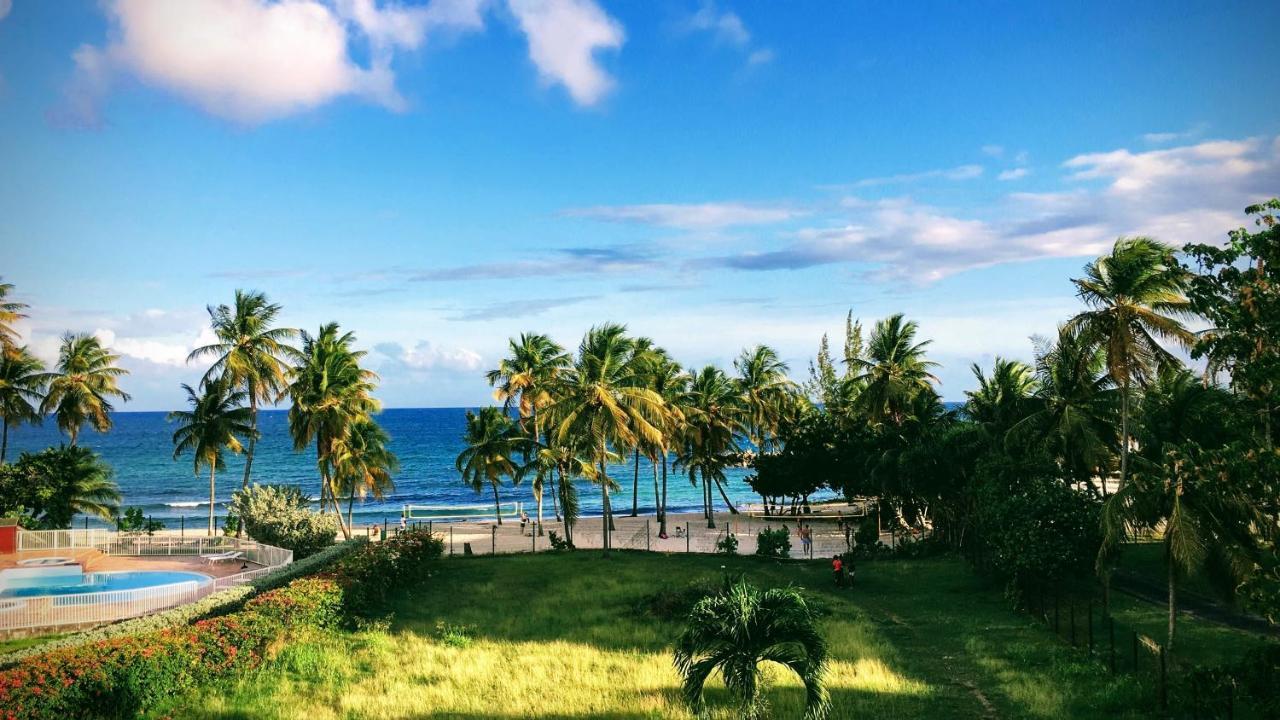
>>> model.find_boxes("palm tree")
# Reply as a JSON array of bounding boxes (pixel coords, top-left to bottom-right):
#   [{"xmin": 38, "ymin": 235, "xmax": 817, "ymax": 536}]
[
  {"xmin": 545, "ymin": 324, "xmax": 665, "ymax": 556},
  {"xmin": 1067, "ymin": 237, "xmax": 1194, "ymax": 492},
  {"xmin": 0, "ymin": 346, "xmax": 46, "ymax": 463},
  {"xmin": 641, "ymin": 351, "xmax": 687, "ymax": 536},
  {"xmin": 169, "ymin": 378, "xmax": 255, "ymax": 534},
  {"xmin": 965, "ymin": 357, "xmax": 1037, "ymax": 442},
  {"xmin": 627, "ymin": 337, "xmax": 661, "ymax": 517},
  {"xmin": 287, "ymin": 323, "xmax": 379, "ymax": 539},
  {"xmin": 674, "ymin": 579, "xmax": 830, "ymax": 720},
  {"xmin": 330, "ymin": 417, "xmax": 399, "ymax": 532},
  {"xmin": 734, "ymin": 344, "xmax": 797, "ymax": 452},
  {"xmin": 0, "ymin": 279, "xmax": 29, "ymax": 352},
  {"xmin": 39, "ymin": 333, "xmax": 131, "ymax": 445},
  {"xmin": 681, "ymin": 365, "xmax": 746, "ymax": 528},
  {"xmin": 486, "ymin": 333, "xmax": 570, "ymax": 533},
  {"xmin": 456, "ymin": 407, "xmax": 524, "ymax": 524},
  {"xmin": 528, "ymin": 433, "xmax": 601, "ymax": 545},
  {"xmin": 851, "ymin": 314, "xmax": 939, "ymax": 427},
  {"xmin": 188, "ymin": 290, "xmax": 298, "ymax": 490},
  {"xmin": 13, "ymin": 446, "xmax": 122, "ymax": 528}
]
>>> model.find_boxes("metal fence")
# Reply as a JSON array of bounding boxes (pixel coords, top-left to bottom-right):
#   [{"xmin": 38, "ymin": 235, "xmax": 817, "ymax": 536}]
[{"xmin": 1, "ymin": 531, "xmax": 293, "ymax": 633}]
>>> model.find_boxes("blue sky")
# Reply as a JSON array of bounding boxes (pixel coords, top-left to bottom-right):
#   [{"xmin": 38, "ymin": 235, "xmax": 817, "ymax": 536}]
[{"xmin": 1, "ymin": 0, "xmax": 1278, "ymax": 410}]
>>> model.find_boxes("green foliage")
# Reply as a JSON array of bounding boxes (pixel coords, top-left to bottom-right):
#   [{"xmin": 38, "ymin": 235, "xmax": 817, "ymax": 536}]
[
  {"xmin": 635, "ymin": 576, "xmax": 722, "ymax": 620},
  {"xmin": 115, "ymin": 506, "xmax": 164, "ymax": 534},
  {"xmin": 335, "ymin": 528, "xmax": 444, "ymax": 614},
  {"xmin": 715, "ymin": 530, "xmax": 739, "ymax": 555},
  {"xmin": 674, "ymin": 578, "xmax": 830, "ymax": 720},
  {"xmin": 854, "ymin": 519, "xmax": 879, "ymax": 549},
  {"xmin": 433, "ymin": 621, "xmax": 476, "ymax": 648},
  {"xmin": 229, "ymin": 483, "xmax": 337, "ymax": 558},
  {"xmin": 0, "ymin": 445, "xmax": 120, "ymax": 528},
  {"xmin": 546, "ymin": 529, "xmax": 573, "ymax": 551},
  {"xmin": 754, "ymin": 527, "xmax": 792, "ymax": 558},
  {"xmin": 39, "ymin": 332, "xmax": 131, "ymax": 445}
]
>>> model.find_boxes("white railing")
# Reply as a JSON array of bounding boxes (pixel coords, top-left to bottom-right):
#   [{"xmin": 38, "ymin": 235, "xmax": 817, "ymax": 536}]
[{"xmin": 2, "ymin": 530, "xmax": 294, "ymax": 633}]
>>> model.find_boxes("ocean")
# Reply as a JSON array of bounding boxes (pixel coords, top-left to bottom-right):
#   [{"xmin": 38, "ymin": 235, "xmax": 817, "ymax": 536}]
[{"xmin": 3, "ymin": 408, "xmax": 791, "ymax": 529}]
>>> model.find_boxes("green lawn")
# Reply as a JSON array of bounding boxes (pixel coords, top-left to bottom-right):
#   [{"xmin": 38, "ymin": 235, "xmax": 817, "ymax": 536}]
[{"xmin": 148, "ymin": 552, "xmax": 1259, "ymax": 719}]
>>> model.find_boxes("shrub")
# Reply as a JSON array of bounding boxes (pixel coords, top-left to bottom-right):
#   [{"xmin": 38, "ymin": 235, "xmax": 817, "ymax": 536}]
[
  {"xmin": 854, "ymin": 519, "xmax": 879, "ymax": 549},
  {"xmin": 715, "ymin": 531, "xmax": 739, "ymax": 555},
  {"xmin": 335, "ymin": 528, "xmax": 444, "ymax": 615},
  {"xmin": 547, "ymin": 530, "xmax": 573, "ymax": 551},
  {"xmin": 229, "ymin": 484, "xmax": 338, "ymax": 559},
  {"xmin": 434, "ymin": 621, "xmax": 476, "ymax": 648},
  {"xmin": 115, "ymin": 507, "xmax": 164, "ymax": 534},
  {"xmin": 635, "ymin": 577, "xmax": 723, "ymax": 620},
  {"xmin": 755, "ymin": 527, "xmax": 792, "ymax": 558}
]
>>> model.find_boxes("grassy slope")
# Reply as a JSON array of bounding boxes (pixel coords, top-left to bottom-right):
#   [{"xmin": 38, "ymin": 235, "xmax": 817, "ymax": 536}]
[{"xmin": 153, "ymin": 552, "xmax": 1255, "ymax": 720}]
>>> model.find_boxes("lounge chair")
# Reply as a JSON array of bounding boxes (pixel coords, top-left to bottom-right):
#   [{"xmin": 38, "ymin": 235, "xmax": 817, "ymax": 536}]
[{"xmin": 200, "ymin": 550, "xmax": 244, "ymax": 565}]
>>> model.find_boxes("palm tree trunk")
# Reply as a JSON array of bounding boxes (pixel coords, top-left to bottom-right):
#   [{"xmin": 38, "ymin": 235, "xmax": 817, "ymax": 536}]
[
  {"xmin": 1, "ymin": 421, "xmax": 8, "ymax": 464},
  {"xmin": 241, "ymin": 393, "xmax": 258, "ymax": 489},
  {"xmin": 552, "ymin": 471, "xmax": 562, "ymax": 521},
  {"xmin": 346, "ymin": 489, "xmax": 355, "ymax": 534},
  {"xmin": 1119, "ymin": 380, "xmax": 1130, "ymax": 492},
  {"xmin": 492, "ymin": 480, "xmax": 502, "ymax": 525},
  {"xmin": 208, "ymin": 466, "xmax": 216, "ymax": 536},
  {"xmin": 630, "ymin": 448, "xmax": 640, "ymax": 517},
  {"xmin": 1167, "ymin": 537, "xmax": 1177, "ymax": 653},
  {"xmin": 535, "ymin": 477, "xmax": 544, "ymax": 536},
  {"xmin": 704, "ymin": 469, "xmax": 716, "ymax": 529},
  {"xmin": 714, "ymin": 476, "xmax": 739, "ymax": 514},
  {"xmin": 600, "ymin": 458, "xmax": 611, "ymax": 557},
  {"xmin": 651, "ymin": 458, "xmax": 660, "ymax": 534},
  {"xmin": 659, "ymin": 453, "xmax": 669, "ymax": 536},
  {"xmin": 69, "ymin": 426, "xmax": 78, "ymax": 447}
]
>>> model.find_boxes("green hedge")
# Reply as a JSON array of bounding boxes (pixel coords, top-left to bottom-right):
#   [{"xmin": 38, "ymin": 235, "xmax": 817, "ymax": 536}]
[{"xmin": 0, "ymin": 539, "xmax": 364, "ymax": 669}]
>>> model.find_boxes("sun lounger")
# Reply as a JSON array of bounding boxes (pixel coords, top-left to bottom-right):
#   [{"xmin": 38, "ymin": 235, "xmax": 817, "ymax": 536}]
[{"xmin": 200, "ymin": 551, "xmax": 244, "ymax": 565}]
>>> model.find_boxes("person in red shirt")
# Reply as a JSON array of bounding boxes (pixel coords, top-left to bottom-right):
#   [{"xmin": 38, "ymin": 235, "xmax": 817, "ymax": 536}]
[{"xmin": 832, "ymin": 555, "xmax": 844, "ymax": 587}]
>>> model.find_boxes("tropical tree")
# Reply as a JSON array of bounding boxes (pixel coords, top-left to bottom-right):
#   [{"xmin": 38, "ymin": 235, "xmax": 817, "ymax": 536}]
[
  {"xmin": 456, "ymin": 407, "xmax": 524, "ymax": 524},
  {"xmin": 734, "ymin": 344, "xmax": 798, "ymax": 453},
  {"xmin": 0, "ymin": 346, "xmax": 46, "ymax": 463},
  {"xmin": 642, "ymin": 351, "xmax": 687, "ymax": 536},
  {"xmin": 526, "ymin": 433, "xmax": 601, "ymax": 545},
  {"xmin": 330, "ymin": 417, "xmax": 399, "ymax": 532},
  {"xmin": 487, "ymin": 333, "xmax": 571, "ymax": 533},
  {"xmin": 0, "ymin": 445, "xmax": 121, "ymax": 528},
  {"xmin": 287, "ymin": 323, "xmax": 378, "ymax": 539},
  {"xmin": 0, "ymin": 278, "xmax": 29, "ymax": 352},
  {"xmin": 674, "ymin": 579, "xmax": 830, "ymax": 720},
  {"xmin": 1067, "ymin": 237, "xmax": 1194, "ymax": 491},
  {"xmin": 850, "ymin": 314, "xmax": 939, "ymax": 427},
  {"xmin": 545, "ymin": 324, "xmax": 665, "ymax": 555},
  {"xmin": 187, "ymin": 290, "xmax": 298, "ymax": 490},
  {"xmin": 681, "ymin": 365, "xmax": 745, "ymax": 528},
  {"xmin": 965, "ymin": 357, "xmax": 1037, "ymax": 442},
  {"xmin": 169, "ymin": 379, "xmax": 255, "ymax": 534},
  {"xmin": 39, "ymin": 333, "xmax": 131, "ymax": 445}
]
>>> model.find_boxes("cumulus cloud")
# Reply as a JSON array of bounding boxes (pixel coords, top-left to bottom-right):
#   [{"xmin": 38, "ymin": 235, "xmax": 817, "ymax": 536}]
[
  {"xmin": 700, "ymin": 136, "xmax": 1280, "ymax": 283},
  {"xmin": 372, "ymin": 340, "xmax": 483, "ymax": 371},
  {"xmin": 998, "ymin": 167, "xmax": 1029, "ymax": 181},
  {"xmin": 507, "ymin": 0, "xmax": 624, "ymax": 106},
  {"xmin": 565, "ymin": 202, "xmax": 803, "ymax": 229},
  {"xmin": 682, "ymin": 1, "xmax": 773, "ymax": 67}
]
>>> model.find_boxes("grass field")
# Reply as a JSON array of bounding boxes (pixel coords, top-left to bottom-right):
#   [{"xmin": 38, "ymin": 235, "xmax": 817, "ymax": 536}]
[{"xmin": 148, "ymin": 552, "xmax": 1265, "ymax": 719}]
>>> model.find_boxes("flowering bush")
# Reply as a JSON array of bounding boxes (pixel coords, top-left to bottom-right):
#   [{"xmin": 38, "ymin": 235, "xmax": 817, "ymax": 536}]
[
  {"xmin": 335, "ymin": 528, "xmax": 444, "ymax": 614},
  {"xmin": 0, "ymin": 577, "xmax": 343, "ymax": 719}
]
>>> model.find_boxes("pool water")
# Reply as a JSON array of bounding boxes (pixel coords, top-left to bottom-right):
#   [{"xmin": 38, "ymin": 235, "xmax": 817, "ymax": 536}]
[{"xmin": 0, "ymin": 571, "xmax": 211, "ymax": 598}]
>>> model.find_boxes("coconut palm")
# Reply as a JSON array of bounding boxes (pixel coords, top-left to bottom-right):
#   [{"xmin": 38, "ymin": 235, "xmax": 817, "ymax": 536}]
[
  {"xmin": 188, "ymin": 290, "xmax": 298, "ymax": 490},
  {"xmin": 0, "ymin": 279, "xmax": 29, "ymax": 352},
  {"xmin": 487, "ymin": 333, "xmax": 571, "ymax": 533},
  {"xmin": 527, "ymin": 433, "xmax": 601, "ymax": 545},
  {"xmin": 169, "ymin": 378, "xmax": 255, "ymax": 535},
  {"xmin": 39, "ymin": 333, "xmax": 131, "ymax": 445},
  {"xmin": 545, "ymin": 324, "xmax": 665, "ymax": 556},
  {"xmin": 640, "ymin": 351, "xmax": 687, "ymax": 536},
  {"xmin": 681, "ymin": 365, "xmax": 746, "ymax": 528},
  {"xmin": 674, "ymin": 579, "xmax": 830, "ymax": 720},
  {"xmin": 456, "ymin": 406, "xmax": 525, "ymax": 524},
  {"xmin": 851, "ymin": 314, "xmax": 939, "ymax": 427},
  {"xmin": 735, "ymin": 344, "xmax": 798, "ymax": 452},
  {"xmin": 0, "ymin": 346, "xmax": 46, "ymax": 463},
  {"xmin": 964, "ymin": 357, "xmax": 1037, "ymax": 442},
  {"xmin": 1067, "ymin": 237, "xmax": 1194, "ymax": 491},
  {"xmin": 287, "ymin": 323, "xmax": 379, "ymax": 539},
  {"xmin": 627, "ymin": 337, "xmax": 661, "ymax": 517},
  {"xmin": 330, "ymin": 417, "xmax": 399, "ymax": 532}
]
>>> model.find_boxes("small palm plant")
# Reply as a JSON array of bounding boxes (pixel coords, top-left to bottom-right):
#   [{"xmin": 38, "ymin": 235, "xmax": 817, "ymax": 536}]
[{"xmin": 674, "ymin": 579, "xmax": 830, "ymax": 720}]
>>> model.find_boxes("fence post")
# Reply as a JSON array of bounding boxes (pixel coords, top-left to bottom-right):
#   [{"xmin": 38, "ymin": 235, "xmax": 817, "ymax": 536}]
[
  {"xmin": 492, "ymin": 525, "xmax": 496, "ymax": 555},
  {"xmin": 686, "ymin": 522, "xmax": 691, "ymax": 553},
  {"xmin": 450, "ymin": 527, "xmax": 454, "ymax": 556},
  {"xmin": 180, "ymin": 516, "xmax": 184, "ymax": 538},
  {"xmin": 646, "ymin": 520, "xmax": 651, "ymax": 552},
  {"xmin": 1158, "ymin": 647, "xmax": 1167, "ymax": 712},
  {"xmin": 1108, "ymin": 615, "xmax": 1116, "ymax": 673},
  {"xmin": 428, "ymin": 520, "xmax": 433, "ymax": 536},
  {"xmin": 531, "ymin": 530, "xmax": 535, "ymax": 553},
  {"xmin": 383, "ymin": 517, "xmax": 388, "ymax": 539}
]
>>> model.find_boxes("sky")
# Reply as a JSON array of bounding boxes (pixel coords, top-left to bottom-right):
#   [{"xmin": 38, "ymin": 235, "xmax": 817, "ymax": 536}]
[{"xmin": 1, "ymin": 0, "xmax": 1278, "ymax": 411}]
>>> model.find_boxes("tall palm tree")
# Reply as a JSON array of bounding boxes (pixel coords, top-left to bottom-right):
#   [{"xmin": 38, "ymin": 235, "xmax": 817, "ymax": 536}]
[
  {"xmin": 735, "ymin": 344, "xmax": 798, "ymax": 453},
  {"xmin": 674, "ymin": 579, "xmax": 830, "ymax": 720},
  {"xmin": 545, "ymin": 324, "xmax": 665, "ymax": 556},
  {"xmin": 851, "ymin": 314, "xmax": 939, "ymax": 428},
  {"xmin": 169, "ymin": 379, "xmax": 255, "ymax": 535},
  {"xmin": 1010, "ymin": 325, "xmax": 1117, "ymax": 494},
  {"xmin": 39, "ymin": 333, "xmax": 131, "ymax": 445},
  {"xmin": 681, "ymin": 365, "xmax": 745, "ymax": 528},
  {"xmin": 287, "ymin": 323, "xmax": 379, "ymax": 539},
  {"xmin": 456, "ymin": 407, "xmax": 524, "ymax": 524},
  {"xmin": 330, "ymin": 417, "xmax": 399, "ymax": 532},
  {"xmin": 527, "ymin": 433, "xmax": 601, "ymax": 545},
  {"xmin": 964, "ymin": 357, "xmax": 1037, "ymax": 442},
  {"xmin": 486, "ymin": 333, "xmax": 571, "ymax": 533},
  {"xmin": 642, "ymin": 351, "xmax": 687, "ymax": 536},
  {"xmin": 1067, "ymin": 237, "xmax": 1194, "ymax": 491},
  {"xmin": 627, "ymin": 337, "xmax": 661, "ymax": 517},
  {"xmin": 188, "ymin": 290, "xmax": 298, "ymax": 490},
  {"xmin": 0, "ymin": 279, "xmax": 29, "ymax": 352},
  {"xmin": 0, "ymin": 346, "xmax": 46, "ymax": 463}
]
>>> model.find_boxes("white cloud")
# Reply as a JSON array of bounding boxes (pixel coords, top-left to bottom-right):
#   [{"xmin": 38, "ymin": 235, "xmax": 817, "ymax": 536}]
[
  {"xmin": 60, "ymin": 0, "xmax": 486, "ymax": 126},
  {"xmin": 507, "ymin": 0, "xmax": 624, "ymax": 106},
  {"xmin": 746, "ymin": 48, "xmax": 775, "ymax": 66},
  {"xmin": 981, "ymin": 144, "xmax": 1004, "ymax": 157},
  {"xmin": 373, "ymin": 340, "xmax": 483, "ymax": 372},
  {"xmin": 0, "ymin": 0, "xmax": 11, "ymax": 22},
  {"xmin": 1064, "ymin": 138, "xmax": 1264, "ymax": 192},
  {"xmin": 687, "ymin": 2, "xmax": 750, "ymax": 46},
  {"xmin": 997, "ymin": 167, "xmax": 1029, "ymax": 181},
  {"xmin": 565, "ymin": 202, "xmax": 803, "ymax": 229},
  {"xmin": 850, "ymin": 164, "xmax": 984, "ymax": 188}
]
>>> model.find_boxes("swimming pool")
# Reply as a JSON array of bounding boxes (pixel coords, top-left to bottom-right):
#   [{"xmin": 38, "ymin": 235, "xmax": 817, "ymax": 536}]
[{"xmin": 0, "ymin": 570, "xmax": 211, "ymax": 598}]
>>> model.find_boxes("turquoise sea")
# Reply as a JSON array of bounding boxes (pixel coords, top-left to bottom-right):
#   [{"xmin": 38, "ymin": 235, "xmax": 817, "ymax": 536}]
[{"xmin": 4, "ymin": 408, "xmax": 785, "ymax": 529}]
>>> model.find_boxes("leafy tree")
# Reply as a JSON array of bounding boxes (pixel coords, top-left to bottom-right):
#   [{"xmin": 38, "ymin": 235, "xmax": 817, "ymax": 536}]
[
  {"xmin": 169, "ymin": 378, "xmax": 255, "ymax": 535},
  {"xmin": 734, "ymin": 344, "xmax": 798, "ymax": 453},
  {"xmin": 0, "ymin": 445, "xmax": 120, "ymax": 528},
  {"xmin": 0, "ymin": 346, "xmax": 46, "ymax": 463},
  {"xmin": 680, "ymin": 365, "xmax": 745, "ymax": 528},
  {"xmin": 456, "ymin": 407, "xmax": 525, "ymax": 524},
  {"xmin": 674, "ymin": 579, "xmax": 830, "ymax": 720},
  {"xmin": 804, "ymin": 333, "xmax": 840, "ymax": 408},
  {"xmin": 187, "ymin": 290, "xmax": 298, "ymax": 490},
  {"xmin": 965, "ymin": 357, "xmax": 1037, "ymax": 442},
  {"xmin": 115, "ymin": 507, "xmax": 164, "ymax": 534},
  {"xmin": 228, "ymin": 484, "xmax": 337, "ymax": 558},
  {"xmin": 39, "ymin": 332, "xmax": 131, "ymax": 445},
  {"xmin": 1067, "ymin": 237, "xmax": 1194, "ymax": 491}
]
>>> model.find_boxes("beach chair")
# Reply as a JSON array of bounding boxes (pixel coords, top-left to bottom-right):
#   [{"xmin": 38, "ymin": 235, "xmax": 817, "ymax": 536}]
[{"xmin": 200, "ymin": 550, "xmax": 244, "ymax": 565}]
